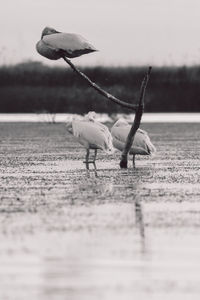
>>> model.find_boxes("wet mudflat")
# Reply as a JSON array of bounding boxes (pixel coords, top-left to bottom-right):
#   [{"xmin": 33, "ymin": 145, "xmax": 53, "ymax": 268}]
[{"xmin": 0, "ymin": 122, "xmax": 200, "ymax": 300}]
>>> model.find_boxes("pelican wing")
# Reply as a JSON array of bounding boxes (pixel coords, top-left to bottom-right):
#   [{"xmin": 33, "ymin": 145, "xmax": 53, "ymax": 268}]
[
  {"xmin": 36, "ymin": 40, "xmax": 61, "ymax": 60},
  {"xmin": 72, "ymin": 120, "xmax": 114, "ymax": 153},
  {"xmin": 111, "ymin": 125, "xmax": 129, "ymax": 143},
  {"xmin": 111, "ymin": 125, "xmax": 156, "ymax": 155},
  {"xmin": 43, "ymin": 33, "xmax": 97, "ymax": 57},
  {"xmin": 111, "ymin": 125, "xmax": 129, "ymax": 152},
  {"xmin": 135, "ymin": 129, "xmax": 156, "ymax": 154}
]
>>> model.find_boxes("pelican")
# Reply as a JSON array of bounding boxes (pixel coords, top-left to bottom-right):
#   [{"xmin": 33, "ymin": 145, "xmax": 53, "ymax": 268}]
[
  {"xmin": 36, "ymin": 26, "xmax": 97, "ymax": 60},
  {"xmin": 66, "ymin": 112, "xmax": 114, "ymax": 171},
  {"xmin": 111, "ymin": 119, "xmax": 156, "ymax": 168}
]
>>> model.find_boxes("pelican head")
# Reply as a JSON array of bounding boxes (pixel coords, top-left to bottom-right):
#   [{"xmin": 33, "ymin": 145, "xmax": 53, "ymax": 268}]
[
  {"xmin": 41, "ymin": 26, "xmax": 60, "ymax": 38},
  {"xmin": 84, "ymin": 111, "xmax": 96, "ymax": 122},
  {"xmin": 114, "ymin": 118, "xmax": 129, "ymax": 127}
]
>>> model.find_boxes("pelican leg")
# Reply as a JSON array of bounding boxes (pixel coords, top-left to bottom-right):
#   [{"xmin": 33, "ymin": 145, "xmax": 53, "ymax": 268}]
[
  {"xmin": 93, "ymin": 149, "xmax": 97, "ymax": 170},
  {"xmin": 83, "ymin": 149, "xmax": 98, "ymax": 175},
  {"xmin": 83, "ymin": 149, "xmax": 90, "ymax": 170},
  {"xmin": 92, "ymin": 149, "xmax": 98, "ymax": 177},
  {"xmin": 132, "ymin": 155, "xmax": 136, "ymax": 169}
]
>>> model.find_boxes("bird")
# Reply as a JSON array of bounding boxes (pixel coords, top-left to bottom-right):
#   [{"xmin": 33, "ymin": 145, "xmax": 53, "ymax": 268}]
[
  {"xmin": 111, "ymin": 119, "xmax": 156, "ymax": 168},
  {"xmin": 66, "ymin": 112, "xmax": 114, "ymax": 172},
  {"xmin": 36, "ymin": 26, "xmax": 97, "ymax": 60}
]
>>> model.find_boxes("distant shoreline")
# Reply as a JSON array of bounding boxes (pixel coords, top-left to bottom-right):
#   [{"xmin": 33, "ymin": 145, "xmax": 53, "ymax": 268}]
[{"xmin": 0, "ymin": 113, "xmax": 199, "ymax": 123}]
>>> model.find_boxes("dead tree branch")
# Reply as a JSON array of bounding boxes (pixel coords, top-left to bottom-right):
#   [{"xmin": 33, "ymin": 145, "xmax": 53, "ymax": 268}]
[{"xmin": 62, "ymin": 57, "xmax": 138, "ymax": 110}]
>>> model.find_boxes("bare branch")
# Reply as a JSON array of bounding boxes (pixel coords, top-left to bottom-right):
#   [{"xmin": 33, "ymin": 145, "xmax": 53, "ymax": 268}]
[
  {"xmin": 120, "ymin": 67, "xmax": 152, "ymax": 168},
  {"xmin": 62, "ymin": 57, "xmax": 138, "ymax": 111}
]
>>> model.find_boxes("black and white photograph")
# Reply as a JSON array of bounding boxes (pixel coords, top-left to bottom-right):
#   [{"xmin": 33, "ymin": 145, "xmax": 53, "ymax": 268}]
[{"xmin": 0, "ymin": 0, "xmax": 200, "ymax": 299}]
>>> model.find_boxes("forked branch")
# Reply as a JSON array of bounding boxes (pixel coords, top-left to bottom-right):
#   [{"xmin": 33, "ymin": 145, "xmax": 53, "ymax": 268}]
[
  {"xmin": 120, "ymin": 67, "xmax": 152, "ymax": 168},
  {"xmin": 62, "ymin": 57, "xmax": 138, "ymax": 110}
]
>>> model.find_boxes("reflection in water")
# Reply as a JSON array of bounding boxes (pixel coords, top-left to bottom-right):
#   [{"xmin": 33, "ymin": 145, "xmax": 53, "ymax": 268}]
[
  {"xmin": 86, "ymin": 167, "xmax": 98, "ymax": 178},
  {"xmin": 42, "ymin": 256, "xmax": 87, "ymax": 300},
  {"xmin": 135, "ymin": 197, "xmax": 145, "ymax": 238},
  {"xmin": 41, "ymin": 175, "xmax": 150, "ymax": 300},
  {"xmin": 72, "ymin": 180, "xmax": 115, "ymax": 203},
  {"xmin": 134, "ymin": 196, "xmax": 146, "ymax": 253},
  {"xmin": 40, "ymin": 182, "xmax": 149, "ymax": 300}
]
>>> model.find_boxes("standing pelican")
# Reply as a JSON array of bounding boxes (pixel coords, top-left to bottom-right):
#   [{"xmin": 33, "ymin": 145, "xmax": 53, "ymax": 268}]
[
  {"xmin": 36, "ymin": 26, "xmax": 97, "ymax": 60},
  {"xmin": 66, "ymin": 112, "xmax": 114, "ymax": 171},
  {"xmin": 111, "ymin": 119, "xmax": 156, "ymax": 168}
]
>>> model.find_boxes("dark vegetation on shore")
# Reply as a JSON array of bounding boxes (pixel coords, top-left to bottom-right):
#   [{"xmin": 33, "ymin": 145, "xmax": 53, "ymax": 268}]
[{"xmin": 0, "ymin": 61, "xmax": 200, "ymax": 113}]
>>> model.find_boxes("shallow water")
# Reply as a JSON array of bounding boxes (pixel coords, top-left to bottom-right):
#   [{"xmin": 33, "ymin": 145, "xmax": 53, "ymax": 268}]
[{"xmin": 0, "ymin": 123, "xmax": 200, "ymax": 300}]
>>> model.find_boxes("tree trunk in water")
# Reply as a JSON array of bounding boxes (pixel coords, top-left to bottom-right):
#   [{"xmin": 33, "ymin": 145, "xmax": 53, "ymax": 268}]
[{"xmin": 120, "ymin": 67, "xmax": 152, "ymax": 169}]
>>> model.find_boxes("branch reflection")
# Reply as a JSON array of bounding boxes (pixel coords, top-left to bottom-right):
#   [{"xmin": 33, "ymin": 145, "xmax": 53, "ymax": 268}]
[{"xmin": 134, "ymin": 196, "xmax": 146, "ymax": 252}]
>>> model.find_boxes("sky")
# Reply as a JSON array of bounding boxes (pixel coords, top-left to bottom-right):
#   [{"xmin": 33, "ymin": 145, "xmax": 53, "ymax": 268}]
[{"xmin": 1, "ymin": 0, "xmax": 200, "ymax": 67}]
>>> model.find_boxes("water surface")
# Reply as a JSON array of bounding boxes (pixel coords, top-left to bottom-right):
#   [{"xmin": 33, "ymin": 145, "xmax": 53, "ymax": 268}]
[{"xmin": 0, "ymin": 122, "xmax": 200, "ymax": 300}]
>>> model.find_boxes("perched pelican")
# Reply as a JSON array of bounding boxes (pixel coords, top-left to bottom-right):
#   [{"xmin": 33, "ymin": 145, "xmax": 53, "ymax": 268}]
[
  {"xmin": 111, "ymin": 119, "xmax": 156, "ymax": 168},
  {"xmin": 36, "ymin": 26, "xmax": 97, "ymax": 60},
  {"xmin": 66, "ymin": 112, "xmax": 114, "ymax": 171}
]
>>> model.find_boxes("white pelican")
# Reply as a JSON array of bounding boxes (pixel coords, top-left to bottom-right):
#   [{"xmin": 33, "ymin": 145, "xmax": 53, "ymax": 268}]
[
  {"xmin": 66, "ymin": 112, "xmax": 114, "ymax": 171},
  {"xmin": 111, "ymin": 119, "xmax": 156, "ymax": 168},
  {"xmin": 36, "ymin": 26, "xmax": 97, "ymax": 60}
]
